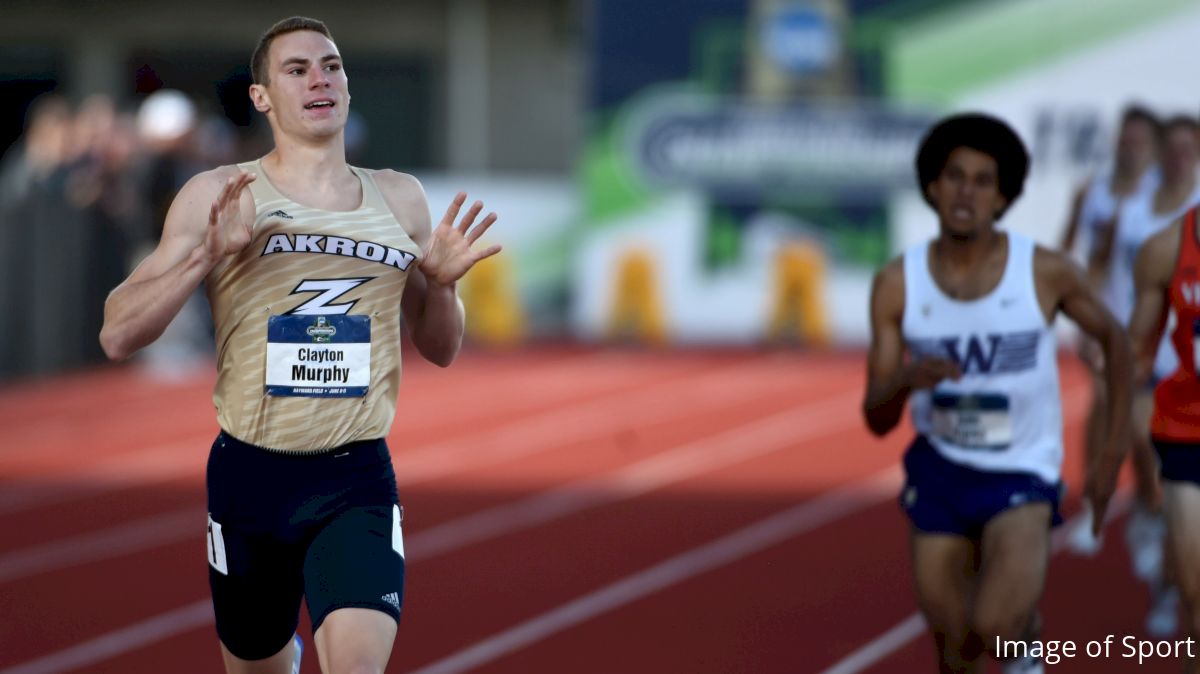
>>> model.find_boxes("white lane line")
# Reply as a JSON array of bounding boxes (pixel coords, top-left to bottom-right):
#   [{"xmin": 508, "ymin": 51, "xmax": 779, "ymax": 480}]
[
  {"xmin": 0, "ymin": 440, "xmax": 205, "ymax": 516},
  {"xmin": 0, "ymin": 350, "xmax": 611, "ymax": 457},
  {"xmin": 408, "ymin": 379, "xmax": 1083, "ymax": 561},
  {"xmin": 0, "ymin": 508, "xmax": 204, "ymax": 583},
  {"xmin": 391, "ymin": 357, "xmax": 831, "ymax": 484},
  {"xmin": 2, "ymin": 378, "xmax": 1089, "ymax": 666},
  {"xmin": 817, "ymin": 615, "xmax": 928, "ymax": 674},
  {"xmin": 0, "ymin": 388, "xmax": 869, "ymax": 673},
  {"xmin": 0, "ymin": 600, "xmax": 212, "ymax": 674},
  {"xmin": 0, "ymin": 358, "xmax": 783, "ymax": 516},
  {"xmin": 815, "ymin": 376, "xmax": 1120, "ymax": 674},
  {"xmin": 0, "ymin": 388, "xmax": 860, "ymax": 584},
  {"xmin": 408, "ymin": 389, "xmax": 862, "ymax": 558},
  {"xmin": 403, "ymin": 467, "xmax": 903, "ymax": 674},
  {"xmin": 405, "ymin": 380, "xmax": 1091, "ymax": 674},
  {"xmin": 0, "ymin": 358, "xmax": 835, "ymax": 581},
  {"xmin": 815, "ymin": 490, "xmax": 1134, "ymax": 674}
]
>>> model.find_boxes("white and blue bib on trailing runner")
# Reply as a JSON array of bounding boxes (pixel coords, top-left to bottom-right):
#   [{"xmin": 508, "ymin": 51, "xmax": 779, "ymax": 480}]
[
  {"xmin": 265, "ymin": 314, "xmax": 371, "ymax": 397},
  {"xmin": 903, "ymin": 232, "xmax": 1063, "ymax": 483}
]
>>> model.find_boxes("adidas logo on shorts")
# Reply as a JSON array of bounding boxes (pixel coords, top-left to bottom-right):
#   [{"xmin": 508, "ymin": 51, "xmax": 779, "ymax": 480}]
[
  {"xmin": 267, "ymin": 209, "xmax": 294, "ymax": 220},
  {"xmin": 382, "ymin": 592, "xmax": 400, "ymax": 610}
]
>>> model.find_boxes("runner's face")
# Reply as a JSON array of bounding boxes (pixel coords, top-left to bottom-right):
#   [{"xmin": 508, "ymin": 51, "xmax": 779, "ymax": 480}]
[
  {"xmin": 261, "ymin": 30, "xmax": 349, "ymax": 138},
  {"xmin": 927, "ymin": 147, "xmax": 1007, "ymax": 239},
  {"xmin": 1160, "ymin": 125, "xmax": 1198, "ymax": 183},
  {"xmin": 1116, "ymin": 117, "xmax": 1157, "ymax": 175}
]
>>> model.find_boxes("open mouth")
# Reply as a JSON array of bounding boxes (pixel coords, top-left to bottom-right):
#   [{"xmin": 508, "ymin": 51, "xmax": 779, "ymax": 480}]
[{"xmin": 304, "ymin": 100, "xmax": 335, "ymax": 110}]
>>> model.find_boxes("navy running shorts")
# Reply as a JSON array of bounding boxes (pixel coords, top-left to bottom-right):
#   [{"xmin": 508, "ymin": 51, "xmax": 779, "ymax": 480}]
[
  {"xmin": 900, "ymin": 435, "xmax": 1064, "ymax": 539},
  {"xmin": 1154, "ymin": 438, "xmax": 1200, "ymax": 486},
  {"xmin": 206, "ymin": 432, "xmax": 405, "ymax": 660}
]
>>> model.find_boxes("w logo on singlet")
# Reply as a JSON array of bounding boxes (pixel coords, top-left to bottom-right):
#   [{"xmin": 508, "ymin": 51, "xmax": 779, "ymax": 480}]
[{"xmin": 910, "ymin": 330, "xmax": 1040, "ymax": 375}]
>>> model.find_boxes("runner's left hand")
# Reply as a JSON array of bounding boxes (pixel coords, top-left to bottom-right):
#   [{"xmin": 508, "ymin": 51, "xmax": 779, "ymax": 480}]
[
  {"xmin": 419, "ymin": 192, "xmax": 501, "ymax": 286},
  {"xmin": 1084, "ymin": 455, "xmax": 1121, "ymax": 537}
]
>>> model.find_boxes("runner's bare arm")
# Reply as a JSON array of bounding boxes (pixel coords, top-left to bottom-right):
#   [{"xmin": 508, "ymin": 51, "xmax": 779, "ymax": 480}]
[
  {"xmin": 862, "ymin": 259, "xmax": 960, "ymax": 436},
  {"xmin": 99, "ymin": 168, "xmax": 256, "ymax": 361},
  {"xmin": 1128, "ymin": 223, "xmax": 1177, "ymax": 384},
  {"xmin": 376, "ymin": 171, "xmax": 500, "ymax": 367},
  {"xmin": 1042, "ymin": 247, "xmax": 1132, "ymax": 534}
]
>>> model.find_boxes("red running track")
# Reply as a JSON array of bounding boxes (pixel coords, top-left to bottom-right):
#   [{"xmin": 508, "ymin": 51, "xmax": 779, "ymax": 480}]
[{"xmin": 0, "ymin": 348, "xmax": 1186, "ymax": 673}]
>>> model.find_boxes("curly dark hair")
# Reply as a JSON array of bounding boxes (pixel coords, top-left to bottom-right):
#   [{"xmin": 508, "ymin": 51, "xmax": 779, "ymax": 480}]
[{"xmin": 915, "ymin": 113, "xmax": 1030, "ymax": 220}]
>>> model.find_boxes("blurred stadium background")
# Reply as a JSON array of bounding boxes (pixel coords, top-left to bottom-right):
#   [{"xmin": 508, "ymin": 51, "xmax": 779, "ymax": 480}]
[
  {"xmin": 1, "ymin": 1, "xmax": 1197, "ymax": 673},
  {"xmin": 3, "ymin": 0, "xmax": 1200, "ymax": 370}
]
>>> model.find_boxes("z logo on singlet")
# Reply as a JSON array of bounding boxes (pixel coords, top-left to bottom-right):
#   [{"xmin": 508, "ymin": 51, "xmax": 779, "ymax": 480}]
[{"xmin": 286, "ymin": 278, "xmax": 373, "ymax": 315}]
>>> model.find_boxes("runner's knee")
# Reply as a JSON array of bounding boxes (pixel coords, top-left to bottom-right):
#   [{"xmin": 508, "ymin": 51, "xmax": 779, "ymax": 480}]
[{"xmin": 973, "ymin": 604, "xmax": 1033, "ymax": 649}]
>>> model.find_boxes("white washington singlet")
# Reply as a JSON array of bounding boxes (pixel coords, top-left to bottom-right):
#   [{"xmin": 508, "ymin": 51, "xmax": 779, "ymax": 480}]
[
  {"xmin": 1075, "ymin": 166, "xmax": 1158, "ymax": 262},
  {"xmin": 903, "ymin": 232, "xmax": 1063, "ymax": 483}
]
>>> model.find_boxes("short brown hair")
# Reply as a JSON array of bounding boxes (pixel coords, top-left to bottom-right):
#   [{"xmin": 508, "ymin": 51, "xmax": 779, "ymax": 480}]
[{"xmin": 251, "ymin": 16, "xmax": 334, "ymax": 85}]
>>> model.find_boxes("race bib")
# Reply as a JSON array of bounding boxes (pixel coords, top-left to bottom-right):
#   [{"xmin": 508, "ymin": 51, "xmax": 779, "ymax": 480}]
[
  {"xmin": 265, "ymin": 314, "xmax": 371, "ymax": 397},
  {"xmin": 930, "ymin": 391, "xmax": 1012, "ymax": 450}
]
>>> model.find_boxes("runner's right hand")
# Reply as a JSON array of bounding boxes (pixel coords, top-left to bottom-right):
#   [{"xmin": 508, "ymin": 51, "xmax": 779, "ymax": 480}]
[
  {"xmin": 203, "ymin": 171, "xmax": 257, "ymax": 263},
  {"xmin": 905, "ymin": 357, "xmax": 962, "ymax": 390}
]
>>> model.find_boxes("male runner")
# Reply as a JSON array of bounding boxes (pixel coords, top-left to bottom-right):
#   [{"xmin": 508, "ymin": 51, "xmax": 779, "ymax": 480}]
[
  {"xmin": 863, "ymin": 113, "xmax": 1133, "ymax": 673},
  {"xmin": 100, "ymin": 17, "xmax": 499, "ymax": 674}
]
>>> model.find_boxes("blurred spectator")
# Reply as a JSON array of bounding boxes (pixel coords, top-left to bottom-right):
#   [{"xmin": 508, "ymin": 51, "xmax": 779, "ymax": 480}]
[
  {"xmin": 193, "ymin": 114, "xmax": 240, "ymax": 169},
  {"xmin": 0, "ymin": 87, "xmax": 247, "ymax": 380},
  {"xmin": 0, "ymin": 94, "xmax": 91, "ymax": 377},
  {"xmin": 138, "ymin": 89, "xmax": 200, "ymax": 239},
  {"xmin": 134, "ymin": 90, "xmax": 218, "ymax": 377},
  {"xmin": 65, "ymin": 95, "xmax": 151, "ymax": 365}
]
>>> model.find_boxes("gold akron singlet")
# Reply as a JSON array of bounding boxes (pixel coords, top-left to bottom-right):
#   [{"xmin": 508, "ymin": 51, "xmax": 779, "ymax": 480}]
[{"xmin": 206, "ymin": 159, "xmax": 422, "ymax": 451}]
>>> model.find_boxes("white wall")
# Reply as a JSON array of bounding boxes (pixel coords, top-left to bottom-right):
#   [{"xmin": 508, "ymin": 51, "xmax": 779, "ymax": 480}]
[{"xmin": 894, "ymin": 6, "xmax": 1200, "ymax": 253}]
